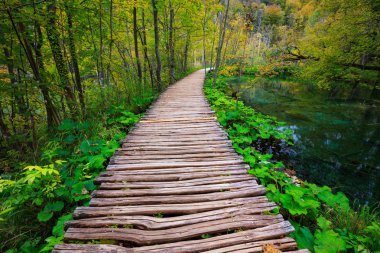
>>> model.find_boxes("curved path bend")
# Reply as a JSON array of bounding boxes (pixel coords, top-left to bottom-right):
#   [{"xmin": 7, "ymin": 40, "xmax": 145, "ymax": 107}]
[{"xmin": 54, "ymin": 70, "xmax": 305, "ymax": 253}]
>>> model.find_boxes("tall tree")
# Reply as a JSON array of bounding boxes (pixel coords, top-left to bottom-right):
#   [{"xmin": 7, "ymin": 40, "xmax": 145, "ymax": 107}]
[
  {"xmin": 151, "ymin": 0, "xmax": 162, "ymax": 91},
  {"xmin": 5, "ymin": 7, "xmax": 60, "ymax": 127},
  {"xmin": 213, "ymin": 0, "xmax": 230, "ymax": 87},
  {"xmin": 139, "ymin": 9, "xmax": 154, "ymax": 88},
  {"xmin": 168, "ymin": 0, "xmax": 175, "ymax": 83},
  {"xmin": 46, "ymin": 1, "xmax": 78, "ymax": 116},
  {"xmin": 65, "ymin": 1, "xmax": 85, "ymax": 117},
  {"xmin": 133, "ymin": 4, "xmax": 142, "ymax": 81}
]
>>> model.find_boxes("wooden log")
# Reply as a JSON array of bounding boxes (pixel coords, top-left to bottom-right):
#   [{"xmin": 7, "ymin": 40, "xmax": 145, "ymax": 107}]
[
  {"xmin": 201, "ymin": 237, "xmax": 298, "ymax": 253},
  {"xmin": 117, "ymin": 148, "xmax": 233, "ymax": 155},
  {"xmin": 53, "ymin": 244, "xmax": 132, "ymax": 253},
  {"xmin": 111, "ymin": 152, "xmax": 237, "ymax": 161},
  {"xmin": 98, "ymin": 180, "xmax": 256, "ymax": 191},
  {"xmin": 66, "ymin": 207, "xmax": 279, "ymax": 230},
  {"xmin": 64, "ymin": 216, "xmax": 284, "ymax": 245},
  {"xmin": 99, "ymin": 164, "xmax": 249, "ymax": 175},
  {"xmin": 130, "ymin": 221, "xmax": 295, "ymax": 252},
  {"xmin": 92, "ymin": 185, "xmax": 265, "ymax": 201},
  {"xmin": 74, "ymin": 197, "xmax": 272, "ymax": 218},
  {"xmin": 106, "ymin": 160, "xmax": 244, "ymax": 170},
  {"xmin": 95, "ymin": 170, "xmax": 247, "ymax": 183},
  {"xmin": 90, "ymin": 187, "xmax": 265, "ymax": 206},
  {"xmin": 109, "ymin": 157, "xmax": 243, "ymax": 165},
  {"xmin": 97, "ymin": 175, "xmax": 255, "ymax": 188}
]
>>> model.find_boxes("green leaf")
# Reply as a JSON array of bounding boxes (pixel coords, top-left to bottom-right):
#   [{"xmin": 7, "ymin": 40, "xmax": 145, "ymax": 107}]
[
  {"xmin": 71, "ymin": 182, "xmax": 84, "ymax": 195},
  {"xmin": 291, "ymin": 223, "xmax": 315, "ymax": 251},
  {"xmin": 314, "ymin": 229, "xmax": 346, "ymax": 253},
  {"xmin": 37, "ymin": 211, "xmax": 53, "ymax": 222},
  {"xmin": 88, "ymin": 155, "xmax": 106, "ymax": 169},
  {"xmin": 317, "ymin": 190, "xmax": 349, "ymax": 211},
  {"xmin": 84, "ymin": 180, "xmax": 96, "ymax": 191},
  {"xmin": 52, "ymin": 214, "xmax": 73, "ymax": 236},
  {"xmin": 58, "ymin": 119, "xmax": 77, "ymax": 131},
  {"xmin": 63, "ymin": 135, "xmax": 77, "ymax": 144},
  {"xmin": 80, "ymin": 140, "xmax": 91, "ymax": 154},
  {"xmin": 317, "ymin": 216, "xmax": 331, "ymax": 231},
  {"xmin": 46, "ymin": 201, "xmax": 64, "ymax": 212}
]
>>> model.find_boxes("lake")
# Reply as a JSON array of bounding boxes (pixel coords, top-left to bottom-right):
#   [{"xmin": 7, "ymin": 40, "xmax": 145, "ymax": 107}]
[{"xmin": 234, "ymin": 77, "xmax": 380, "ymax": 205}]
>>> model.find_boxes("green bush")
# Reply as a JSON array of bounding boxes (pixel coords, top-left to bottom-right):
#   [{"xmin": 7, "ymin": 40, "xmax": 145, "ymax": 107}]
[{"xmin": 0, "ymin": 98, "xmax": 153, "ymax": 252}]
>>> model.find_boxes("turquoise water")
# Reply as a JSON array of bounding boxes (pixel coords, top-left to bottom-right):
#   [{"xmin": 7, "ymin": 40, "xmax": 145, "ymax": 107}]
[{"xmin": 235, "ymin": 78, "xmax": 380, "ymax": 204}]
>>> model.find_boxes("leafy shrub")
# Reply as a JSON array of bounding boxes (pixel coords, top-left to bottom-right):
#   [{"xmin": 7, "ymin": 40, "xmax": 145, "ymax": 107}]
[
  {"xmin": 219, "ymin": 65, "xmax": 240, "ymax": 77},
  {"xmin": 258, "ymin": 62, "xmax": 296, "ymax": 78},
  {"xmin": 0, "ymin": 107, "xmax": 144, "ymax": 252}
]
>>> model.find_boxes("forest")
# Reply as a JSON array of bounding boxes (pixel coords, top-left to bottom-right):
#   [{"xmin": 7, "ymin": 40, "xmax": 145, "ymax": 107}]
[{"xmin": 0, "ymin": 0, "xmax": 379, "ymax": 252}]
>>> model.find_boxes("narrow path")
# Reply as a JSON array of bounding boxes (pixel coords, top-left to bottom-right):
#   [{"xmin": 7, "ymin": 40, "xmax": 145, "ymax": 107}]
[{"xmin": 54, "ymin": 70, "xmax": 304, "ymax": 253}]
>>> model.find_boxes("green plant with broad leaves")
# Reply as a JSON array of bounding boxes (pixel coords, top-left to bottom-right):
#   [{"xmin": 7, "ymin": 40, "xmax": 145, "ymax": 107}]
[
  {"xmin": 204, "ymin": 72, "xmax": 380, "ymax": 253},
  {"xmin": 0, "ymin": 100, "xmax": 152, "ymax": 252}
]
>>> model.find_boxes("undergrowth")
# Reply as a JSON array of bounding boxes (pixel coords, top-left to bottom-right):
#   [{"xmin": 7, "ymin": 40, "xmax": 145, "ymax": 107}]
[
  {"xmin": 0, "ymin": 95, "xmax": 156, "ymax": 252},
  {"xmin": 204, "ymin": 72, "xmax": 380, "ymax": 253}
]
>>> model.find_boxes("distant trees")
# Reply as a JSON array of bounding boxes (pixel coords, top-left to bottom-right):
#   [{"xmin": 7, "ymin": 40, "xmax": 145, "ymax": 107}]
[{"xmin": 297, "ymin": 0, "xmax": 380, "ymax": 90}]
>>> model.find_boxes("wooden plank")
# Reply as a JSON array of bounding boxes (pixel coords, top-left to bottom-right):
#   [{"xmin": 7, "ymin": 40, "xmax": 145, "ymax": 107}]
[
  {"xmin": 140, "ymin": 117, "xmax": 216, "ymax": 123},
  {"xmin": 66, "ymin": 207, "xmax": 278, "ymax": 230},
  {"xmin": 53, "ymin": 244, "xmax": 132, "ymax": 253},
  {"xmin": 122, "ymin": 141, "xmax": 232, "ymax": 148},
  {"xmin": 111, "ymin": 152, "xmax": 237, "ymax": 160},
  {"xmin": 95, "ymin": 170, "xmax": 247, "ymax": 183},
  {"xmin": 98, "ymin": 180, "xmax": 256, "ymax": 191},
  {"xmin": 101, "ymin": 164, "xmax": 248, "ymax": 174},
  {"xmin": 109, "ymin": 157, "xmax": 243, "ymax": 164},
  {"xmin": 125, "ymin": 136, "xmax": 227, "ymax": 142},
  {"xmin": 131, "ymin": 221, "xmax": 294, "ymax": 252},
  {"xmin": 90, "ymin": 187, "xmax": 265, "ymax": 205},
  {"xmin": 201, "ymin": 237, "xmax": 298, "ymax": 253},
  {"xmin": 106, "ymin": 160, "xmax": 244, "ymax": 170},
  {"xmin": 64, "ymin": 216, "xmax": 284, "ymax": 245},
  {"xmin": 117, "ymin": 147, "xmax": 233, "ymax": 154},
  {"xmin": 97, "ymin": 175, "xmax": 255, "ymax": 188},
  {"xmin": 74, "ymin": 197, "xmax": 272, "ymax": 218}
]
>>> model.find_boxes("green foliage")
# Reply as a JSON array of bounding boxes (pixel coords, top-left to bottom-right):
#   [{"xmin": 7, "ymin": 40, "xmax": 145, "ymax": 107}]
[
  {"xmin": 205, "ymin": 73, "xmax": 380, "ymax": 253},
  {"xmin": 0, "ymin": 106, "xmax": 144, "ymax": 251}
]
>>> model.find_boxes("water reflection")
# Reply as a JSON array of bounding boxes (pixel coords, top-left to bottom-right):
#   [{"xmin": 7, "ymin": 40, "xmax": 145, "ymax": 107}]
[{"xmin": 236, "ymin": 78, "xmax": 380, "ymax": 204}]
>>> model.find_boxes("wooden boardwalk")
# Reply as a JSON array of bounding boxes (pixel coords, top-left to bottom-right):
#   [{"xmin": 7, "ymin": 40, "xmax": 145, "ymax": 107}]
[{"xmin": 54, "ymin": 70, "xmax": 304, "ymax": 253}]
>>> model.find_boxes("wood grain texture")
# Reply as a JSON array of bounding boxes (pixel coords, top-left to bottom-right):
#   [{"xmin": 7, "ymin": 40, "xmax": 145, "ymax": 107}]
[{"xmin": 54, "ymin": 70, "xmax": 301, "ymax": 252}]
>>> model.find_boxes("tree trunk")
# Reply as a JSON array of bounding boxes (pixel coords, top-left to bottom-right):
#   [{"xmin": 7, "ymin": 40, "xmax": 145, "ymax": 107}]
[
  {"xmin": 140, "ymin": 10, "xmax": 155, "ymax": 90},
  {"xmin": 6, "ymin": 8, "xmax": 60, "ymax": 127},
  {"xmin": 210, "ymin": 19, "xmax": 217, "ymax": 69},
  {"xmin": 183, "ymin": 31, "xmax": 190, "ymax": 73},
  {"xmin": 168, "ymin": 1, "xmax": 175, "ymax": 83},
  {"xmin": 99, "ymin": 0, "xmax": 105, "ymax": 84},
  {"xmin": 107, "ymin": 0, "xmax": 113, "ymax": 85},
  {"xmin": 65, "ymin": 1, "xmax": 86, "ymax": 118},
  {"xmin": 133, "ymin": 6, "xmax": 142, "ymax": 81},
  {"xmin": 0, "ymin": 25, "xmax": 27, "ymax": 116},
  {"xmin": 87, "ymin": 13, "xmax": 102, "ymax": 86},
  {"xmin": 202, "ymin": 1, "xmax": 208, "ymax": 73},
  {"xmin": 46, "ymin": 1, "xmax": 78, "ymax": 116},
  {"xmin": 0, "ymin": 102, "xmax": 9, "ymax": 141},
  {"xmin": 213, "ymin": 0, "xmax": 230, "ymax": 87},
  {"xmin": 152, "ymin": 0, "xmax": 162, "ymax": 91}
]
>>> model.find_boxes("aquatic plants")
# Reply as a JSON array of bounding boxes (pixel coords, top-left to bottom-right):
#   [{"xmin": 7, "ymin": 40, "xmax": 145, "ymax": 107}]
[{"xmin": 204, "ymin": 73, "xmax": 380, "ymax": 252}]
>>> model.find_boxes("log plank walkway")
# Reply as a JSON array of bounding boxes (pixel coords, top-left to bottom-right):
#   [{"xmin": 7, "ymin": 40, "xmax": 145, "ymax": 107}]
[{"xmin": 54, "ymin": 70, "xmax": 304, "ymax": 253}]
